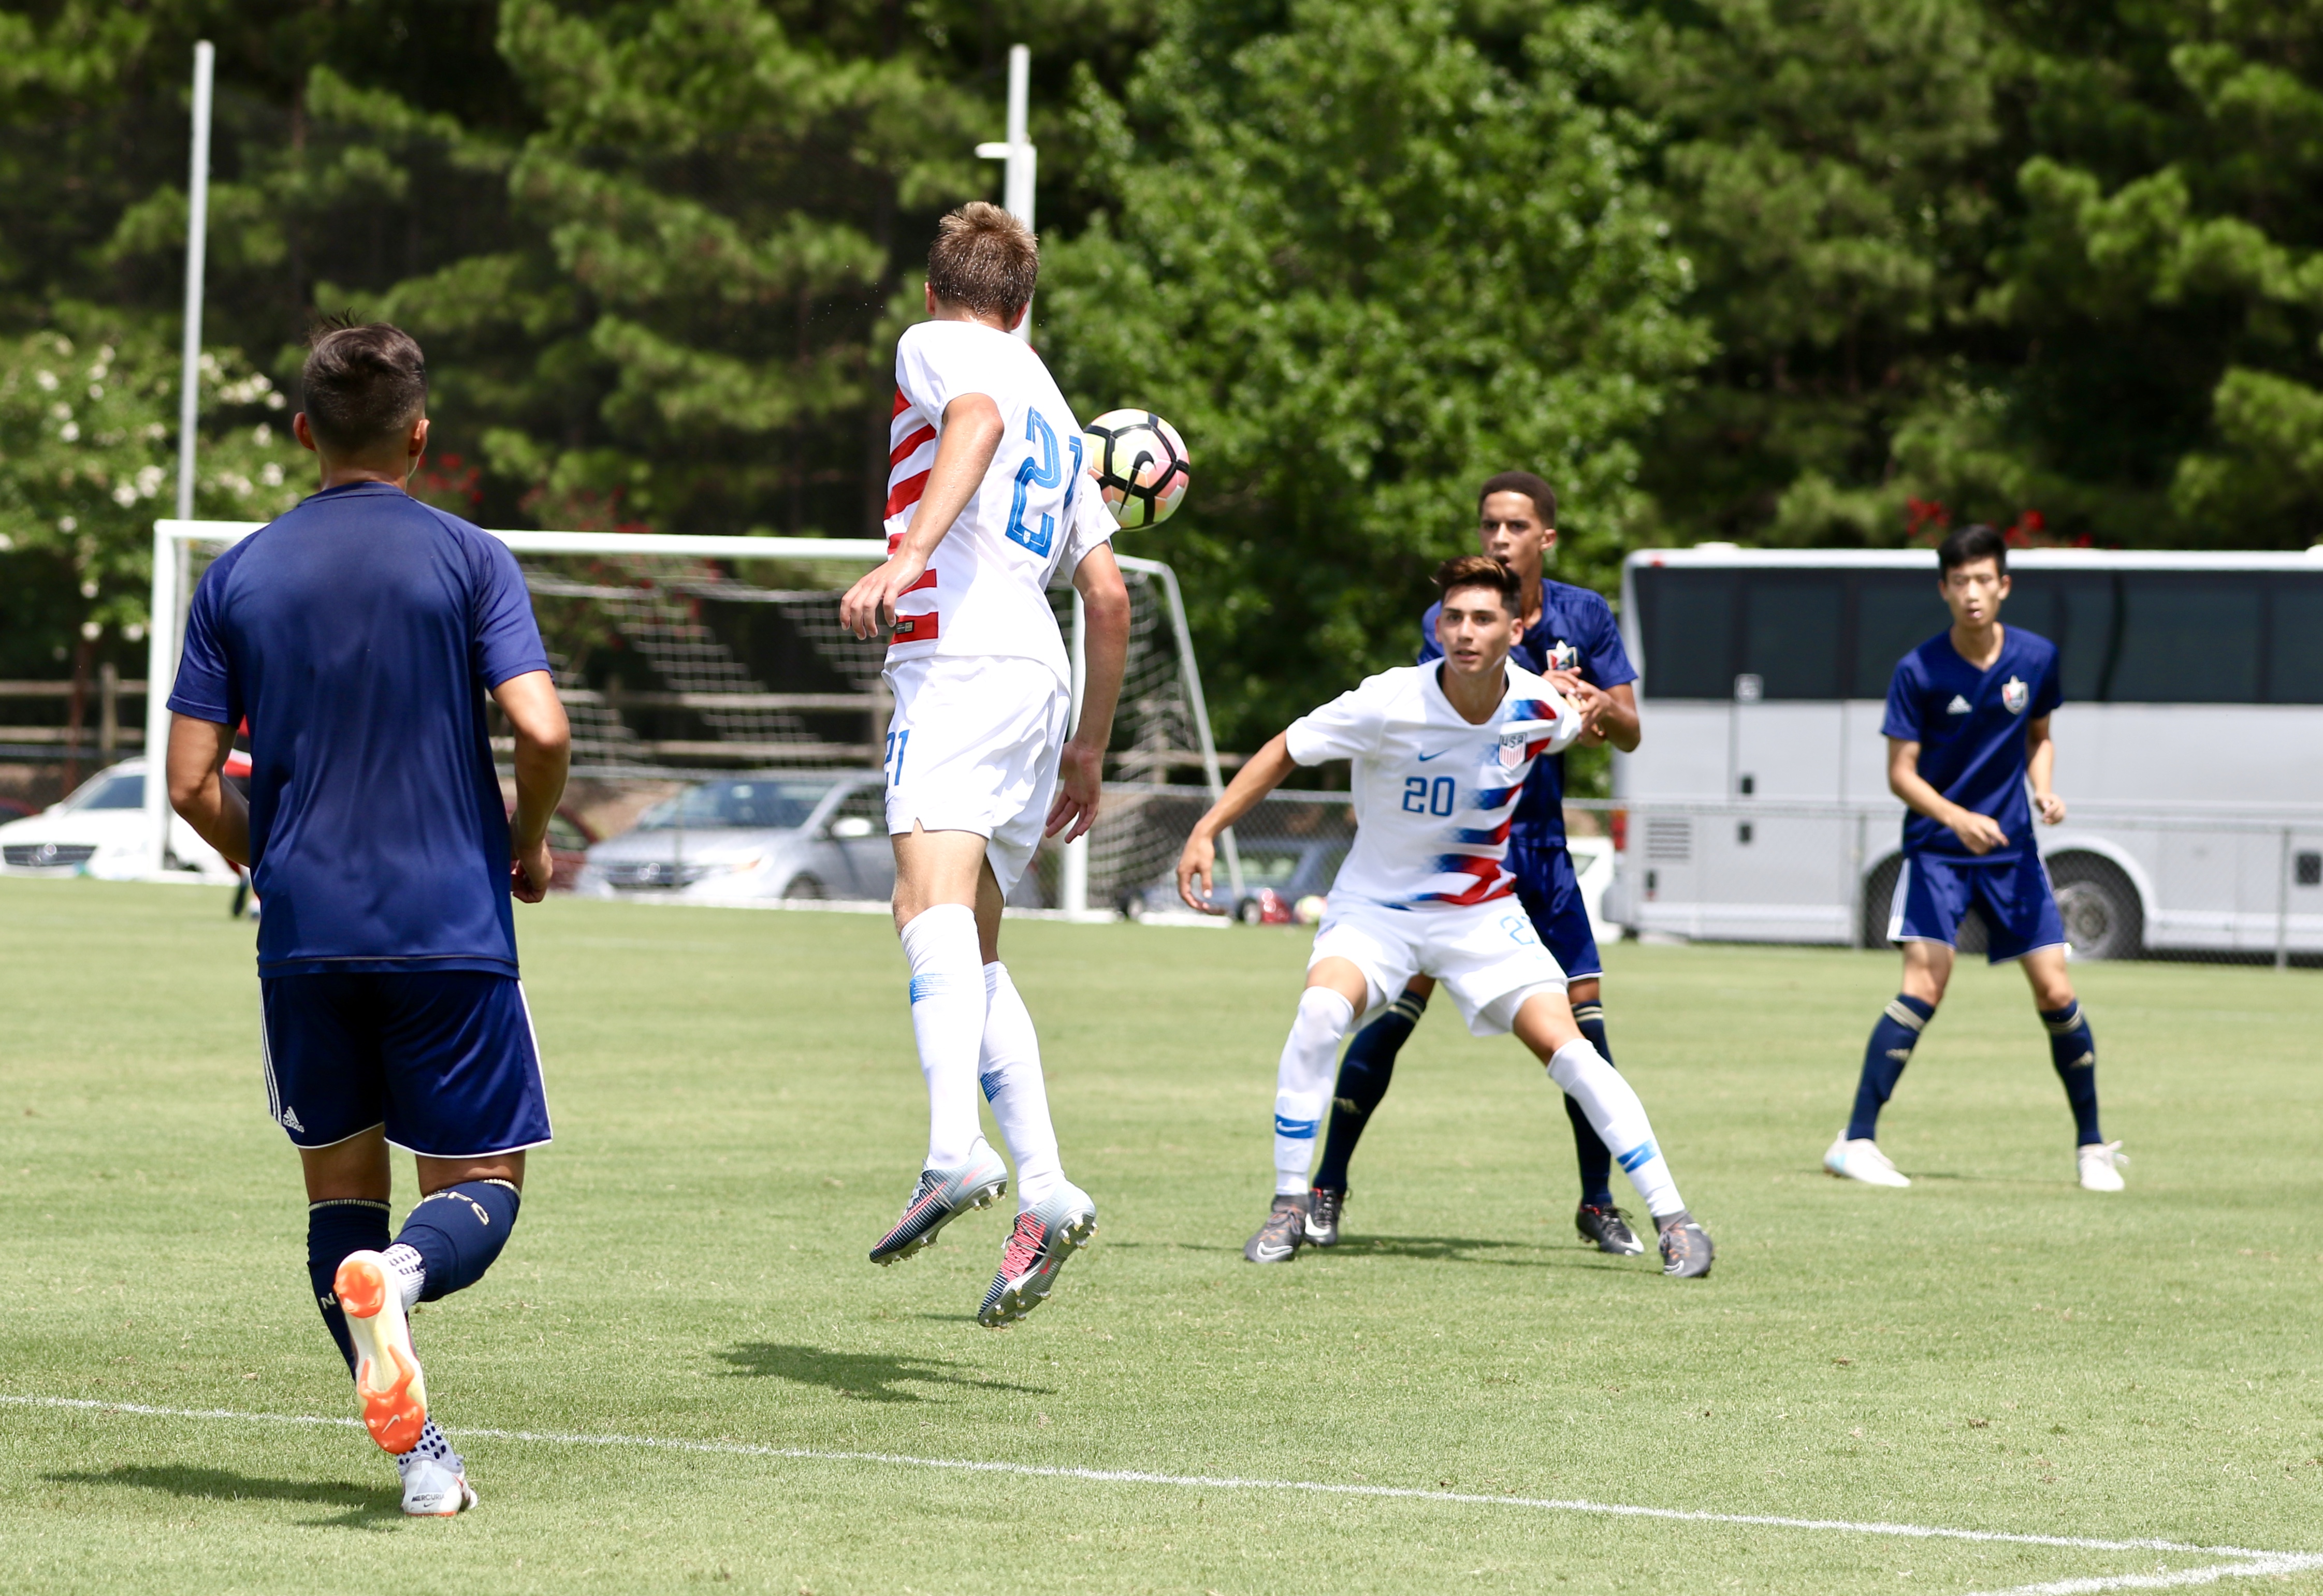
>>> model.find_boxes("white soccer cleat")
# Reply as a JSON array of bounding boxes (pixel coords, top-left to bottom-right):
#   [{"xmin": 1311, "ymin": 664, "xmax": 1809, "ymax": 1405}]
[
  {"xmin": 397, "ymin": 1443, "xmax": 476, "ymax": 1517},
  {"xmin": 2077, "ymin": 1140, "xmax": 2127, "ymax": 1192},
  {"xmin": 1823, "ymin": 1136, "xmax": 1911, "ymax": 1188},
  {"xmin": 333, "ymin": 1249, "xmax": 429, "ymax": 1455}
]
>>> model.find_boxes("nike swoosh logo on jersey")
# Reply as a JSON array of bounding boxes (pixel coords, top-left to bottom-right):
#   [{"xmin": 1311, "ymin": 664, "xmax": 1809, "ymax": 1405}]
[
  {"xmin": 1416, "ymin": 750, "xmax": 1450, "ymax": 761},
  {"xmin": 1945, "ymin": 695, "xmax": 1973, "ymax": 714}
]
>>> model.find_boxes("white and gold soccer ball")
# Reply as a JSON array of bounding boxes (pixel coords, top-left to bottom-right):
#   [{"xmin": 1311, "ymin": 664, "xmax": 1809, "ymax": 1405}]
[{"xmin": 1082, "ymin": 409, "xmax": 1190, "ymax": 530}]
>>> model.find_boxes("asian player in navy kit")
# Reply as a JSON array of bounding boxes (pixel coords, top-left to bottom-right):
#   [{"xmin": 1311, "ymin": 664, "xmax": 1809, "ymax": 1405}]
[
  {"xmin": 1301, "ymin": 473, "xmax": 1654, "ymax": 1257},
  {"xmin": 1822, "ymin": 524, "xmax": 2124, "ymax": 1193},
  {"xmin": 165, "ymin": 320, "xmax": 572, "ymax": 1516}
]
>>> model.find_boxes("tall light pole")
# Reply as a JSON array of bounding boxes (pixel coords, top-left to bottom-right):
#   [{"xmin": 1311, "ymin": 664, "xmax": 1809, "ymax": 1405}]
[
  {"xmin": 149, "ymin": 39, "xmax": 214, "ymax": 874},
  {"xmin": 975, "ymin": 43, "xmax": 1036, "ymax": 344}
]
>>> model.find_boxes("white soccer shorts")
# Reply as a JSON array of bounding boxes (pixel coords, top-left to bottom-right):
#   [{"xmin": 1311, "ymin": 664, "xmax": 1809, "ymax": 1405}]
[
  {"xmin": 881, "ymin": 655, "xmax": 1071, "ymax": 897},
  {"xmin": 1309, "ymin": 896, "xmax": 1570, "ymax": 1037}
]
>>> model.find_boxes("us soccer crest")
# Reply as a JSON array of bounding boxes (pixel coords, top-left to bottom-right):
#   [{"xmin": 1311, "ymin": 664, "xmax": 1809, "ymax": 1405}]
[
  {"xmin": 2001, "ymin": 675, "xmax": 2029, "ymax": 714},
  {"xmin": 1499, "ymin": 733, "xmax": 1529, "ymax": 769},
  {"xmin": 1543, "ymin": 639, "xmax": 1579, "ymax": 673}
]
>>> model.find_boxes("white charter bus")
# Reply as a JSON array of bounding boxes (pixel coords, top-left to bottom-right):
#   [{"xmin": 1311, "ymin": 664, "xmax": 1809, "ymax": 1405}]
[{"xmin": 1599, "ymin": 547, "xmax": 2323, "ymax": 960}]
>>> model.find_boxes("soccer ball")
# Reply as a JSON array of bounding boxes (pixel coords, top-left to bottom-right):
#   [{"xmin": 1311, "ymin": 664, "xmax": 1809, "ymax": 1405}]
[{"xmin": 1082, "ymin": 409, "xmax": 1190, "ymax": 530}]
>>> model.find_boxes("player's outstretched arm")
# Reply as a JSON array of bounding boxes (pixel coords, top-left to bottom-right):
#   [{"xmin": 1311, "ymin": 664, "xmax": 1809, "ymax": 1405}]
[
  {"xmin": 1048, "ymin": 545, "xmax": 1131, "ymax": 843},
  {"xmin": 165, "ymin": 713, "xmax": 250, "ymax": 867},
  {"xmin": 841, "ymin": 393, "xmax": 1005, "ymax": 640},
  {"xmin": 1887, "ymin": 735, "xmax": 2007, "ymax": 854},
  {"xmin": 1175, "ymin": 734, "xmax": 1298, "ymax": 912},
  {"xmin": 2026, "ymin": 715, "xmax": 2066, "ymax": 824},
  {"xmin": 493, "ymin": 669, "xmax": 571, "ymax": 903}
]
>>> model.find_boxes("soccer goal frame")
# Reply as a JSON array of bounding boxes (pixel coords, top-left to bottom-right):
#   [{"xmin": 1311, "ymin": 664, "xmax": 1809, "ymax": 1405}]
[{"xmin": 143, "ymin": 520, "xmax": 1244, "ymax": 910}]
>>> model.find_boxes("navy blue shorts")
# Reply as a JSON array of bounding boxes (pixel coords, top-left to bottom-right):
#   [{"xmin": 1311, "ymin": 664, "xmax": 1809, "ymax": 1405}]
[
  {"xmin": 259, "ymin": 972, "xmax": 552, "ymax": 1156},
  {"xmin": 1510, "ymin": 843, "xmax": 1603, "ymax": 983},
  {"xmin": 1888, "ymin": 850, "xmax": 2067, "ymax": 964}
]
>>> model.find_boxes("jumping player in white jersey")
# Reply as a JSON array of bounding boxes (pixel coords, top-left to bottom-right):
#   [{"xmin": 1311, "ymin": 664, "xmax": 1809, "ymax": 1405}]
[
  {"xmin": 840, "ymin": 201, "xmax": 1131, "ymax": 1326},
  {"xmin": 1175, "ymin": 557, "xmax": 1715, "ymax": 1277}
]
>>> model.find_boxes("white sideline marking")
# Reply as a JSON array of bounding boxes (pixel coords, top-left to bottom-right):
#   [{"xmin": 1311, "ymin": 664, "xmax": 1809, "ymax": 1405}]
[{"xmin": 10, "ymin": 1394, "xmax": 2318, "ymax": 1591}]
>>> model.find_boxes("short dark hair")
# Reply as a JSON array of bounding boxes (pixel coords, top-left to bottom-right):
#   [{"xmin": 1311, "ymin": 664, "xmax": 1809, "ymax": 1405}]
[
  {"xmin": 1435, "ymin": 554, "xmax": 1521, "ymax": 616},
  {"xmin": 1478, "ymin": 470, "xmax": 1556, "ymax": 526},
  {"xmin": 301, "ymin": 317, "xmax": 427, "ymax": 453},
  {"xmin": 1938, "ymin": 522, "xmax": 2008, "ymax": 575},
  {"xmin": 927, "ymin": 201, "xmax": 1039, "ymax": 321}
]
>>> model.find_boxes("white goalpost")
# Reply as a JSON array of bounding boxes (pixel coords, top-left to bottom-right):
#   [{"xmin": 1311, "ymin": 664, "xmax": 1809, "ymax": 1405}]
[{"xmin": 142, "ymin": 521, "xmax": 1244, "ymax": 912}]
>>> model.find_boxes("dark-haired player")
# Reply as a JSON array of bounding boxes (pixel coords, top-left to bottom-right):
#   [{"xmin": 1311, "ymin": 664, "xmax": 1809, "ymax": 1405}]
[
  {"xmin": 1302, "ymin": 472, "xmax": 1651, "ymax": 1255},
  {"xmin": 1176, "ymin": 556, "xmax": 1713, "ymax": 1276},
  {"xmin": 1823, "ymin": 523, "xmax": 2122, "ymax": 1192},
  {"xmin": 842, "ymin": 201, "xmax": 1130, "ymax": 1325},
  {"xmin": 167, "ymin": 319, "xmax": 571, "ymax": 1515}
]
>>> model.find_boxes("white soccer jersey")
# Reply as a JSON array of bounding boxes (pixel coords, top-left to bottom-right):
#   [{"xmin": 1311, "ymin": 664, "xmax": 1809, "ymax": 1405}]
[
  {"xmin": 1284, "ymin": 662, "xmax": 1584, "ymax": 910},
  {"xmin": 882, "ymin": 320, "xmax": 1116, "ymax": 684}
]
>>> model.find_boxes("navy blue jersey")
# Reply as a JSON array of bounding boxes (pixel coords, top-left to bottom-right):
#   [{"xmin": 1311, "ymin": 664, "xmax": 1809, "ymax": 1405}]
[
  {"xmin": 1881, "ymin": 625, "xmax": 2062, "ymax": 861},
  {"xmin": 1419, "ymin": 579, "xmax": 1635, "ymax": 847},
  {"xmin": 167, "ymin": 482, "xmax": 551, "ymax": 976}
]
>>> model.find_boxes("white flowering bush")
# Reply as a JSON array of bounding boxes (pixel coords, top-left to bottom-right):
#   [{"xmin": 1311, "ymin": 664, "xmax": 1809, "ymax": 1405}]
[{"xmin": 0, "ymin": 309, "xmax": 303, "ymax": 655}]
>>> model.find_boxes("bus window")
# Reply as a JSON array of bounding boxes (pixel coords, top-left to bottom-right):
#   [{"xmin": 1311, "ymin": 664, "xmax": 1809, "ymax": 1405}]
[
  {"xmin": 2008, "ymin": 572, "xmax": 2117, "ymax": 701},
  {"xmin": 1853, "ymin": 575, "xmax": 1949, "ymax": 696},
  {"xmin": 1740, "ymin": 575, "xmax": 1842, "ymax": 698},
  {"xmin": 1637, "ymin": 568, "xmax": 1735, "ymax": 698},
  {"xmin": 2269, "ymin": 579, "xmax": 2323, "ymax": 704},
  {"xmin": 2110, "ymin": 575, "xmax": 2261, "ymax": 703}
]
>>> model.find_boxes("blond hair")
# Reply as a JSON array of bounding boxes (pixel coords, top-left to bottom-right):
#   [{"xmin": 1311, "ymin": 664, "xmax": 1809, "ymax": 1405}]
[{"xmin": 926, "ymin": 201, "xmax": 1038, "ymax": 320}]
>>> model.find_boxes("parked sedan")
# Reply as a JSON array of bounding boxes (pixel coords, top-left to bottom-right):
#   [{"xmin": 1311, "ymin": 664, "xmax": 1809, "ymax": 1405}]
[
  {"xmin": 0, "ymin": 758, "xmax": 234, "ymax": 880},
  {"xmin": 574, "ymin": 773, "xmax": 893, "ymax": 903},
  {"xmin": 1120, "ymin": 838, "xmax": 1348, "ymax": 924}
]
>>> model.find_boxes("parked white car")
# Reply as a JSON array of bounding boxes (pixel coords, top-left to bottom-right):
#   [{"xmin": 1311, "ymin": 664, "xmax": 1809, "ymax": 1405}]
[{"xmin": 0, "ymin": 758, "xmax": 234, "ymax": 880}]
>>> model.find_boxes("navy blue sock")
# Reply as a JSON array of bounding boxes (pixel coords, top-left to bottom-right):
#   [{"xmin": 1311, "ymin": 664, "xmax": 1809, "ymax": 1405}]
[
  {"xmin": 1847, "ymin": 994, "xmax": 1935, "ymax": 1142},
  {"xmin": 395, "ymin": 1180, "xmax": 522, "ymax": 1303},
  {"xmin": 307, "ymin": 1199, "xmax": 391, "ymax": 1376},
  {"xmin": 2041, "ymin": 1002, "xmax": 2102, "ymax": 1145},
  {"xmin": 1567, "ymin": 1004, "xmax": 1618, "ymax": 1209},
  {"xmin": 1313, "ymin": 989, "xmax": 1427, "ymax": 1193}
]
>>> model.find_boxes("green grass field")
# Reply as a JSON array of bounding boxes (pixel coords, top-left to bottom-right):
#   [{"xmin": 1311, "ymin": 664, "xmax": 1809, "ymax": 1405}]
[{"xmin": 4, "ymin": 877, "xmax": 2320, "ymax": 1594}]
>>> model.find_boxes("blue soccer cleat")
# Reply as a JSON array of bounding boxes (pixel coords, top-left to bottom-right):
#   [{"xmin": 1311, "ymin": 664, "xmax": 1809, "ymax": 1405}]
[{"xmin": 868, "ymin": 1143, "xmax": 1010, "ymax": 1266}]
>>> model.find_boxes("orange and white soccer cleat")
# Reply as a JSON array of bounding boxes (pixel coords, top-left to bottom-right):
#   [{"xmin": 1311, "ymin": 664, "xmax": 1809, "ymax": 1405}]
[{"xmin": 333, "ymin": 1249, "xmax": 429, "ymax": 1455}]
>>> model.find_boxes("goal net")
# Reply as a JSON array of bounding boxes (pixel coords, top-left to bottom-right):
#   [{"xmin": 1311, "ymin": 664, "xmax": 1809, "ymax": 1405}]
[{"xmin": 142, "ymin": 524, "xmax": 1241, "ymax": 910}]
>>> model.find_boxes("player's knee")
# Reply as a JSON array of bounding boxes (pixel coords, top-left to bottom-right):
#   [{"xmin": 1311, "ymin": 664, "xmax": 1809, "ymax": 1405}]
[{"xmin": 1293, "ymin": 986, "xmax": 1356, "ymax": 1047}]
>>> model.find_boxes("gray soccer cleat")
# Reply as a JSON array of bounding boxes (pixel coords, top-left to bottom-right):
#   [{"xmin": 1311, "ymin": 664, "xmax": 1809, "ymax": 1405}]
[
  {"xmin": 1656, "ymin": 1210, "xmax": 1715, "ymax": 1278},
  {"xmin": 868, "ymin": 1142, "xmax": 1009, "ymax": 1266},
  {"xmin": 397, "ymin": 1438, "xmax": 476, "ymax": 1517},
  {"xmin": 977, "ymin": 1184, "xmax": 1097, "ymax": 1327},
  {"xmin": 1305, "ymin": 1187, "xmax": 1345, "ymax": 1248},
  {"xmin": 1243, "ymin": 1193, "xmax": 1309, "ymax": 1264},
  {"xmin": 1575, "ymin": 1203, "xmax": 1646, "ymax": 1256}
]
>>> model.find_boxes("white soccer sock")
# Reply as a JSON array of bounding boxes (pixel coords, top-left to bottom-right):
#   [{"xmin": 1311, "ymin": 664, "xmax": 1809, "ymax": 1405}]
[
  {"xmin": 898, "ymin": 903, "xmax": 990, "ymax": 1169},
  {"xmin": 1547, "ymin": 1038, "xmax": 1685, "ymax": 1219},
  {"xmin": 980, "ymin": 962, "xmax": 1065, "ymax": 1210},
  {"xmin": 381, "ymin": 1242, "xmax": 426, "ymax": 1312},
  {"xmin": 1273, "ymin": 987, "xmax": 1355, "ymax": 1195}
]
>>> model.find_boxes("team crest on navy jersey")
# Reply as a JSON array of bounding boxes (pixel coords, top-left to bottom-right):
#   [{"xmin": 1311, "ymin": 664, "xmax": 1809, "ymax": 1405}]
[
  {"xmin": 1542, "ymin": 638, "xmax": 1579, "ymax": 673},
  {"xmin": 2001, "ymin": 675, "xmax": 2029, "ymax": 714}
]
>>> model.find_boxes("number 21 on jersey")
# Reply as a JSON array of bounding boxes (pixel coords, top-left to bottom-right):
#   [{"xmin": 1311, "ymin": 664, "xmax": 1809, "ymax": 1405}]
[{"xmin": 1006, "ymin": 411, "xmax": 1082, "ymax": 558}]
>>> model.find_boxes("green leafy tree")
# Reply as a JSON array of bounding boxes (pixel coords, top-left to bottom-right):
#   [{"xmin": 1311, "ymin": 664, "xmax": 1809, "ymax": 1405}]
[{"xmin": 1044, "ymin": 0, "xmax": 1707, "ymax": 747}]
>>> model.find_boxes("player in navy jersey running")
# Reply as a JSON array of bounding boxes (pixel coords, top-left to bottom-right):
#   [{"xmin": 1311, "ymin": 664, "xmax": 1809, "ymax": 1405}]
[
  {"xmin": 1823, "ymin": 524, "xmax": 2123, "ymax": 1193},
  {"xmin": 166, "ymin": 320, "xmax": 571, "ymax": 1515},
  {"xmin": 1300, "ymin": 472, "xmax": 1652, "ymax": 1256},
  {"xmin": 1177, "ymin": 556, "xmax": 1713, "ymax": 1276}
]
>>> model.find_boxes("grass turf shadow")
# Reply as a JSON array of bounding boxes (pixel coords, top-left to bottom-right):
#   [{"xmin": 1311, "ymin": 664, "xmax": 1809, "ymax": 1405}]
[
  {"xmin": 46, "ymin": 1466, "xmax": 402, "ymax": 1529},
  {"xmin": 714, "ymin": 1342, "xmax": 1053, "ymax": 1401}
]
